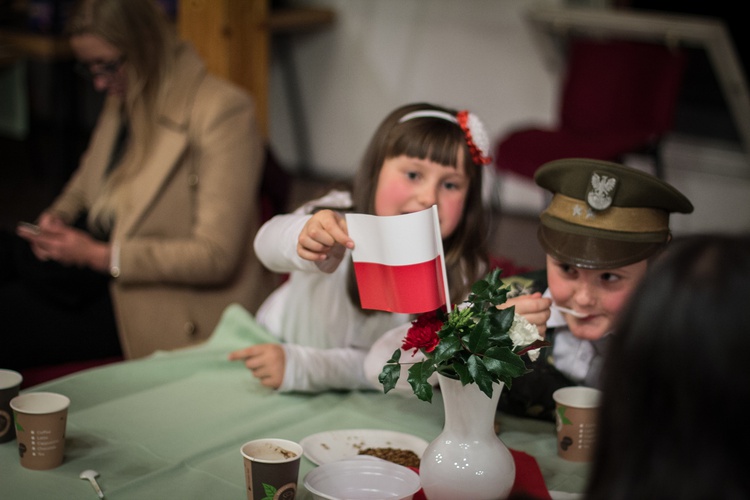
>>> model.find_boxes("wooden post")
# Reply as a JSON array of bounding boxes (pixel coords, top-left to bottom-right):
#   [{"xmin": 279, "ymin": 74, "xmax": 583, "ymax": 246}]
[{"xmin": 178, "ymin": 0, "xmax": 269, "ymax": 138}]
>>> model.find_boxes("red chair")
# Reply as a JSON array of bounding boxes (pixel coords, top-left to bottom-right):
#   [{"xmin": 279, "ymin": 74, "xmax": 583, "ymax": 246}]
[{"xmin": 495, "ymin": 38, "xmax": 687, "ymax": 179}]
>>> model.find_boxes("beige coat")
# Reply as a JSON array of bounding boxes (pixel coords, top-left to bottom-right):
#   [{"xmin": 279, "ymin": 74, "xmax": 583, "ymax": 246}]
[{"xmin": 49, "ymin": 44, "xmax": 276, "ymax": 358}]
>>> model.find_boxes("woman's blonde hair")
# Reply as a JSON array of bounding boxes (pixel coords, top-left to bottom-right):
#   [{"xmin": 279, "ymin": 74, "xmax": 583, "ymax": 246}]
[
  {"xmin": 67, "ymin": 0, "xmax": 175, "ymax": 124},
  {"xmin": 67, "ymin": 0, "xmax": 177, "ymax": 234},
  {"xmin": 347, "ymin": 102, "xmax": 490, "ymax": 308}
]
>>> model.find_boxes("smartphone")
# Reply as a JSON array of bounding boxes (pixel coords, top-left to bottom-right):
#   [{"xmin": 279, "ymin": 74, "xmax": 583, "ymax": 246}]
[{"xmin": 17, "ymin": 221, "xmax": 41, "ymax": 235}]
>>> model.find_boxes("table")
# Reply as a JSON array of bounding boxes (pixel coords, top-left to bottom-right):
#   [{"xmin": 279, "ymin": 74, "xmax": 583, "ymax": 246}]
[{"xmin": 0, "ymin": 305, "xmax": 589, "ymax": 499}]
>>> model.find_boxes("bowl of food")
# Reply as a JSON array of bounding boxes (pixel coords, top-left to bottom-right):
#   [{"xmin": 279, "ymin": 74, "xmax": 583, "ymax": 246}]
[{"xmin": 304, "ymin": 456, "xmax": 421, "ymax": 500}]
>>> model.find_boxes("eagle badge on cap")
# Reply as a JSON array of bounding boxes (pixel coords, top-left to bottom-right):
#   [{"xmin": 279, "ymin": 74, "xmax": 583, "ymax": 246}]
[{"xmin": 587, "ymin": 172, "xmax": 617, "ymax": 210}]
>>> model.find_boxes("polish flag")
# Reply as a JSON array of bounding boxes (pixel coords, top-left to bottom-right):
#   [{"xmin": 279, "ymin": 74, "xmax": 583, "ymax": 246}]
[{"xmin": 346, "ymin": 206, "xmax": 451, "ymax": 314}]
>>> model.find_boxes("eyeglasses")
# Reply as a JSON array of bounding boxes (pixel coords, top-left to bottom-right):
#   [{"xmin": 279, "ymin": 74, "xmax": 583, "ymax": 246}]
[{"xmin": 75, "ymin": 57, "xmax": 125, "ymax": 80}]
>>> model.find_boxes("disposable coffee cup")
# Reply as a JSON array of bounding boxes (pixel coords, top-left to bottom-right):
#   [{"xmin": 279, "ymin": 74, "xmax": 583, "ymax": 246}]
[
  {"xmin": 552, "ymin": 386, "xmax": 601, "ymax": 462},
  {"xmin": 241, "ymin": 438, "xmax": 302, "ymax": 500},
  {"xmin": 10, "ymin": 392, "xmax": 70, "ymax": 470},
  {"xmin": 0, "ymin": 369, "xmax": 23, "ymax": 443}
]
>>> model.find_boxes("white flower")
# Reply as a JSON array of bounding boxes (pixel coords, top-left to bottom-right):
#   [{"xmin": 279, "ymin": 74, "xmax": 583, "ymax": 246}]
[
  {"xmin": 509, "ymin": 314, "xmax": 543, "ymax": 362},
  {"xmin": 466, "ymin": 112, "xmax": 491, "ymax": 161}
]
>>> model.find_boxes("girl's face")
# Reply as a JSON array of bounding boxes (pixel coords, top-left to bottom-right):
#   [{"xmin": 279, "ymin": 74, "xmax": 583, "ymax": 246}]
[
  {"xmin": 546, "ymin": 255, "xmax": 648, "ymax": 341},
  {"xmin": 70, "ymin": 33, "xmax": 127, "ymax": 97},
  {"xmin": 374, "ymin": 154, "xmax": 469, "ymax": 239}
]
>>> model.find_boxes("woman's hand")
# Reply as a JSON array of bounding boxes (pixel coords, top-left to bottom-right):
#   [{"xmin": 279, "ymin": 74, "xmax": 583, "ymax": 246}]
[
  {"xmin": 501, "ymin": 293, "xmax": 552, "ymax": 337},
  {"xmin": 228, "ymin": 344, "xmax": 286, "ymax": 389},
  {"xmin": 297, "ymin": 209, "xmax": 353, "ymax": 272},
  {"xmin": 16, "ymin": 214, "xmax": 111, "ymax": 272}
]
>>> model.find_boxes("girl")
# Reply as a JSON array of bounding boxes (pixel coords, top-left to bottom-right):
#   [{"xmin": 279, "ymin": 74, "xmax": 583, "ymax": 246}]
[{"xmin": 229, "ymin": 102, "xmax": 550, "ymax": 392}]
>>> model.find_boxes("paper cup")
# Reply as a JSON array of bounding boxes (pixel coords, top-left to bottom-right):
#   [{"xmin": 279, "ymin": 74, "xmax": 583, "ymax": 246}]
[
  {"xmin": 553, "ymin": 386, "xmax": 601, "ymax": 462},
  {"xmin": 10, "ymin": 392, "xmax": 70, "ymax": 470},
  {"xmin": 241, "ymin": 438, "xmax": 302, "ymax": 500},
  {"xmin": 0, "ymin": 370, "xmax": 23, "ymax": 443}
]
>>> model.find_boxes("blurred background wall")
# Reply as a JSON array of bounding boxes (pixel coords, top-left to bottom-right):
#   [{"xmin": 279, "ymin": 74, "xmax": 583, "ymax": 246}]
[{"xmin": 266, "ymin": 0, "xmax": 750, "ymax": 234}]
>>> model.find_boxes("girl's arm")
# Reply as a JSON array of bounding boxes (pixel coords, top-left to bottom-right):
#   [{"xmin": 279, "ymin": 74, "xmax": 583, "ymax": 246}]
[
  {"xmin": 255, "ymin": 191, "xmax": 355, "ymax": 274},
  {"xmin": 254, "ymin": 213, "xmax": 317, "ymax": 273},
  {"xmin": 279, "ymin": 343, "xmax": 374, "ymax": 392}
]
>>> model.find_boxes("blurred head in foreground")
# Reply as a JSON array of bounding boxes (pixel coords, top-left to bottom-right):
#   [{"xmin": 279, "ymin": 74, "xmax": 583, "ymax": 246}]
[{"xmin": 586, "ymin": 233, "xmax": 750, "ymax": 500}]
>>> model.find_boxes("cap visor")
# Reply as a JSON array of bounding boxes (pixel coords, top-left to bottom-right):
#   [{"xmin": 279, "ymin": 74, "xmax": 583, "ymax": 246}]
[{"xmin": 537, "ymin": 225, "xmax": 664, "ymax": 269}]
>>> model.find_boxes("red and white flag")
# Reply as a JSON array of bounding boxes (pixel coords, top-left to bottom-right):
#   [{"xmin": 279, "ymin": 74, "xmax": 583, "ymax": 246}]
[{"xmin": 346, "ymin": 206, "xmax": 451, "ymax": 314}]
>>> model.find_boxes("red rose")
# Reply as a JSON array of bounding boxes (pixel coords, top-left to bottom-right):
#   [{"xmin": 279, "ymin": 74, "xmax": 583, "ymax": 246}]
[{"xmin": 402, "ymin": 310, "xmax": 443, "ymax": 356}]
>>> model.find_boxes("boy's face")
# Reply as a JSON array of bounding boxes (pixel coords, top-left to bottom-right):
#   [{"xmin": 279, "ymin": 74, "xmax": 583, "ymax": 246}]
[{"xmin": 546, "ymin": 255, "xmax": 648, "ymax": 340}]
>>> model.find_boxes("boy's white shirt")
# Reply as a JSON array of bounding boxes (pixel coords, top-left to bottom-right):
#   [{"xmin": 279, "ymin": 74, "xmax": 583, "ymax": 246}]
[{"xmin": 254, "ymin": 190, "xmax": 409, "ymax": 392}]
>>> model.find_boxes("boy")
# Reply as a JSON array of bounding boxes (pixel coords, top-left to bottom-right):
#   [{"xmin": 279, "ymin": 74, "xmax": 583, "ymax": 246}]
[{"xmin": 501, "ymin": 158, "xmax": 693, "ymax": 419}]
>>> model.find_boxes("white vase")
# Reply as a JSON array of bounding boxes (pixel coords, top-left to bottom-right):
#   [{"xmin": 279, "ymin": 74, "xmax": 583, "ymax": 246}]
[{"xmin": 420, "ymin": 374, "xmax": 516, "ymax": 500}]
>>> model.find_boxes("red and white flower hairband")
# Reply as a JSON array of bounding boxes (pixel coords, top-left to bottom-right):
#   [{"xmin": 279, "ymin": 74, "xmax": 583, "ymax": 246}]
[{"xmin": 398, "ymin": 109, "xmax": 493, "ymax": 166}]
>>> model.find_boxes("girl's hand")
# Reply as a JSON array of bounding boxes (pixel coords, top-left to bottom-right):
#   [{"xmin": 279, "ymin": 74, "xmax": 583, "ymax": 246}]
[
  {"xmin": 228, "ymin": 344, "xmax": 286, "ymax": 389},
  {"xmin": 501, "ymin": 293, "xmax": 552, "ymax": 337},
  {"xmin": 16, "ymin": 217, "xmax": 111, "ymax": 272},
  {"xmin": 297, "ymin": 209, "xmax": 354, "ymax": 272}
]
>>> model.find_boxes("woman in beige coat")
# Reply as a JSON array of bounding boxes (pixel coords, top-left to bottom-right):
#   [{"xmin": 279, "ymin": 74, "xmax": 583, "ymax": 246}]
[{"xmin": 11, "ymin": 0, "xmax": 272, "ymax": 364}]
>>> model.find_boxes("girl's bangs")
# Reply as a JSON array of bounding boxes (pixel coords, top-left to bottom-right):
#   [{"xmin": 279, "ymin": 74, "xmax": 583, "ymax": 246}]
[{"xmin": 389, "ymin": 121, "xmax": 467, "ymax": 168}]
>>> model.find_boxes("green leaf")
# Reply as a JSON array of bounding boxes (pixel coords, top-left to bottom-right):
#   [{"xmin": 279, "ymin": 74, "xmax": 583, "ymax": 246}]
[
  {"xmin": 470, "ymin": 275, "xmax": 493, "ymax": 296},
  {"xmin": 467, "ymin": 354, "xmax": 494, "ymax": 398},
  {"xmin": 467, "ymin": 316, "xmax": 493, "ymax": 353},
  {"xmin": 481, "ymin": 346, "xmax": 527, "ymax": 389},
  {"xmin": 386, "ymin": 348, "xmax": 401, "ymax": 364},
  {"xmin": 557, "ymin": 406, "xmax": 572, "ymax": 425},
  {"xmin": 485, "ymin": 346, "xmax": 526, "ymax": 374},
  {"xmin": 431, "ymin": 334, "xmax": 462, "ymax": 364},
  {"xmin": 378, "ymin": 349, "xmax": 404, "ymax": 393},
  {"xmin": 262, "ymin": 483, "xmax": 277, "ymax": 500},
  {"xmin": 452, "ymin": 362, "xmax": 472, "ymax": 385},
  {"xmin": 379, "ymin": 363, "xmax": 402, "ymax": 394},
  {"xmin": 487, "ymin": 307, "xmax": 514, "ymax": 340},
  {"xmin": 407, "ymin": 362, "xmax": 436, "ymax": 402}
]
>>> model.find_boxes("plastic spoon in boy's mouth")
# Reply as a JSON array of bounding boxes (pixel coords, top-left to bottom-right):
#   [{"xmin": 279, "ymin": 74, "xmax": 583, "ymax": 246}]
[{"xmin": 552, "ymin": 304, "xmax": 587, "ymax": 318}]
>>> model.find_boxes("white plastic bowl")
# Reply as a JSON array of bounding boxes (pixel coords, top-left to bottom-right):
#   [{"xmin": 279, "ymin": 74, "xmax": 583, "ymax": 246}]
[{"xmin": 304, "ymin": 456, "xmax": 421, "ymax": 500}]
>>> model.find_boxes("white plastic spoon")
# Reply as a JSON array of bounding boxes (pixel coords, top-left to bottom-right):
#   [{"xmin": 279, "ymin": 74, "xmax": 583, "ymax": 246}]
[
  {"xmin": 80, "ymin": 469, "xmax": 105, "ymax": 499},
  {"xmin": 552, "ymin": 304, "xmax": 587, "ymax": 318}
]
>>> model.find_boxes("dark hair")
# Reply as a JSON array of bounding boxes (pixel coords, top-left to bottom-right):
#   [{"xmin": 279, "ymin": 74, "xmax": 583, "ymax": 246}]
[
  {"xmin": 586, "ymin": 233, "xmax": 750, "ymax": 500},
  {"xmin": 347, "ymin": 102, "xmax": 489, "ymax": 308}
]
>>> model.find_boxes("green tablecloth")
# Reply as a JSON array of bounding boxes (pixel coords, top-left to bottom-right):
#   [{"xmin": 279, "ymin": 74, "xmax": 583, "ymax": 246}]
[{"xmin": 0, "ymin": 304, "xmax": 588, "ymax": 499}]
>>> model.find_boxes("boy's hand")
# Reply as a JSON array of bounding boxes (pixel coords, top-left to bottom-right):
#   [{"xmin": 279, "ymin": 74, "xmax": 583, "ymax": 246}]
[{"xmin": 501, "ymin": 293, "xmax": 552, "ymax": 336}]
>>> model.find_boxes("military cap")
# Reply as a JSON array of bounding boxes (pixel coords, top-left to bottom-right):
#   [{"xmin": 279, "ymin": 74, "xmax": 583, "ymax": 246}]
[{"xmin": 534, "ymin": 158, "xmax": 693, "ymax": 269}]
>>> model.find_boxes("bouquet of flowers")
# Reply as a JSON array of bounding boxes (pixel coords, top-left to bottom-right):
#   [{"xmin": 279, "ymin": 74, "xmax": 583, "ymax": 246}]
[{"xmin": 379, "ymin": 269, "xmax": 548, "ymax": 402}]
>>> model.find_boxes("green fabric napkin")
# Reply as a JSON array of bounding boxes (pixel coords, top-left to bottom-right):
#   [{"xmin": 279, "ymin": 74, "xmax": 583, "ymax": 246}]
[{"xmin": 204, "ymin": 303, "xmax": 280, "ymax": 350}]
